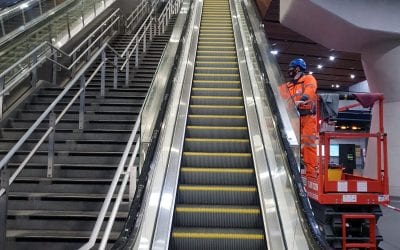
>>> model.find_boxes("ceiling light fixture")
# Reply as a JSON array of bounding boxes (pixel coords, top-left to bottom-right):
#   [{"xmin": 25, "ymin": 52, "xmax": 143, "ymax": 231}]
[
  {"xmin": 270, "ymin": 50, "xmax": 278, "ymax": 55},
  {"xmin": 331, "ymin": 84, "xmax": 335, "ymax": 88},
  {"xmin": 335, "ymin": 84, "xmax": 340, "ymax": 88},
  {"xmin": 329, "ymin": 56, "xmax": 335, "ymax": 61},
  {"xmin": 350, "ymin": 74, "xmax": 355, "ymax": 79},
  {"xmin": 317, "ymin": 64, "xmax": 323, "ymax": 69},
  {"xmin": 309, "ymin": 71, "xmax": 313, "ymax": 75}
]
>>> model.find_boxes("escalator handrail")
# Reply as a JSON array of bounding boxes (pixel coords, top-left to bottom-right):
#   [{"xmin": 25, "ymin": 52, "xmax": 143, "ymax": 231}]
[
  {"xmin": 111, "ymin": 1, "xmax": 191, "ymax": 249},
  {"xmin": 240, "ymin": 1, "xmax": 332, "ymax": 249}
]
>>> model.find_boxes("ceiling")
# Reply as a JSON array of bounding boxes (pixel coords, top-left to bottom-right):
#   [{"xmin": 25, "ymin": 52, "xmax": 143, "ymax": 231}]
[{"xmin": 256, "ymin": 0, "xmax": 366, "ymax": 91}]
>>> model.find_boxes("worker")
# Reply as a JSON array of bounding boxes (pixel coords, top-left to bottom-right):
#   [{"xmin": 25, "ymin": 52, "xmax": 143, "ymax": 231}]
[{"xmin": 285, "ymin": 58, "xmax": 318, "ymax": 176}]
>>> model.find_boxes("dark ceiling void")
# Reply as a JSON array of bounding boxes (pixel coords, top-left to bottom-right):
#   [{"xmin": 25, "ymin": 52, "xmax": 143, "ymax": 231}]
[{"xmin": 256, "ymin": 0, "xmax": 366, "ymax": 91}]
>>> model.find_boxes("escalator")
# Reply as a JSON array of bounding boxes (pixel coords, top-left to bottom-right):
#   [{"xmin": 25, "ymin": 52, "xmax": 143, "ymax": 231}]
[{"xmin": 169, "ymin": 0, "xmax": 266, "ymax": 248}]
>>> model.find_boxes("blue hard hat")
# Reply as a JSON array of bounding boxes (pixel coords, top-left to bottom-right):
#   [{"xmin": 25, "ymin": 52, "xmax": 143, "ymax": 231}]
[{"xmin": 289, "ymin": 58, "xmax": 306, "ymax": 71}]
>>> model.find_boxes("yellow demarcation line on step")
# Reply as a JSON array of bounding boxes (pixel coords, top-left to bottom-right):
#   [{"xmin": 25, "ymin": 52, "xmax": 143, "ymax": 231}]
[
  {"xmin": 201, "ymin": 33, "xmax": 236, "ymax": 36},
  {"xmin": 195, "ymin": 67, "xmax": 238, "ymax": 70},
  {"xmin": 187, "ymin": 126, "xmax": 247, "ymax": 130},
  {"xmin": 179, "ymin": 185, "xmax": 256, "ymax": 192},
  {"xmin": 193, "ymin": 79, "xmax": 240, "ymax": 83},
  {"xmin": 185, "ymin": 138, "xmax": 249, "ymax": 143},
  {"xmin": 176, "ymin": 206, "xmax": 260, "ymax": 214},
  {"xmin": 194, "ymin": 74, "xmax": 239, "ymax": 77},
  {"xmin": 188, "ymin": 115, "xmax": 245, "ymax": 119},
  {"xmin": 198, "ymin": 42, "xmax": 235, "ymax": 45},
  {"xmin": 196, "ymin": 61, "xmax": 237, "ymax": 65},
  {"xmin": 197, "ymin": 46, "xmax": 235, "ymax": 49},
  {"xmin": 172, "ymin": 232, "xmax": 264, "ymax": 240},
  {"xmin": 192, "ymin": 87, "xmax": 241, "ymax": 92},
  {"xmin": 199, "ymin": 38, "xmax": 234, "ymax": 41},
  {"xmin": 183, "ymin": 152, "xmax": 251, "ymax": 157},
  {"xmin": 191, "ymin": 95, "xmax": 242, "ymax": 99},
  {"xmin": 181, "ymin": 167, "xmax": 254, "ymax": 174},
  {"xmin": 197, "ymin": 55, "xmax": 236, "ymax": 59},
  {"xmin": 190, "ymin": 105, "xmax": 244, "ymax": 109}
]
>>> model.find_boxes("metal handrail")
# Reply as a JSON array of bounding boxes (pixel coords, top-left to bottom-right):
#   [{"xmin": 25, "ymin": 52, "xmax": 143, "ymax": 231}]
[
  {"xmin": 0, "ymin": 8, "xmax": 121, "ymax": 119},
  {"xmin": 81, "ymin": 1, "xmax": 182, "ymax": 249},
  {"xmin": 0, "ymin": 43, "xmax": 106, "ymax": 197},
  {"xmin": 0, "ymin": 0, "xmax": 70, "ymax": 38},
  {"xmin": 0, "ymin": 0, "xmax": 116, "ymax": 76},
  {"xmin": 125, "ymin": 0, "xmax": 149, "ymax": 31}
]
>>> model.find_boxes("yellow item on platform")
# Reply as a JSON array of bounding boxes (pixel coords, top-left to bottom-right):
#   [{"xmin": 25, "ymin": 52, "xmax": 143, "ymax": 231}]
[{"xmin": 328, "ymin": 168, "xmax": 343, "ymax": 181}]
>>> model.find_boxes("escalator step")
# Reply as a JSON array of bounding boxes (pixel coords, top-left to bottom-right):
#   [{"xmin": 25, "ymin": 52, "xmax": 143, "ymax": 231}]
[
  {"xmin": 177, "ymin": 185, "xmax": 258, "ymax": 205},
  {"xmin": 184, "ymin": 138, "xmax": 250, "ymax": 152},
  {"xmin": 186, "ymin": 125, "xmax": 248, "ymax": 139},
  {"xmin": 174, "ymin": 205, "xmax": 262, "ymax": 228},
  {"xmin": 182, "ymin": 152, "xmax": 252, "ymax": 168},
  {"xmin": 189, "ymin": 105, "xmax": 244, "ymax": 115},
  {"xmin": 180, "ymin": 167, "xmax": 255, "ymax": 185},
  {"xmin": 187, "ymin": 115, "xmax": 246, "ymax": 126},
  {"xmin": 170, "ymin": 227, "xmax": 266, "ymax": 250}
]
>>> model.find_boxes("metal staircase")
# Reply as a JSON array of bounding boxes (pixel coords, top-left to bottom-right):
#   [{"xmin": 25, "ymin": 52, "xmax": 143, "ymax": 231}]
[
  {"xmin": 1, "ymin": 15, "xmax": 177, "ymax": 249},
  {"xmin": 169, "ymin": 0, "xmax": 266, "ymax": 249}
]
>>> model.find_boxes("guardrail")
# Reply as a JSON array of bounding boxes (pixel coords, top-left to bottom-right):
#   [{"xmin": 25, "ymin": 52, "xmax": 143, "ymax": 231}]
[
  {"xmin": 125, "ymin": 0, "xmax": 149, "ymax": 32},
  {"xmin": 0, "ymin": 0, "xmax": 182, "ymax": 248},
  {"xmin": 0, "ymin": 0, "xmax": 70, "ymax": 38},
  {"xmin": 0, "ymin": 0, "xmax": 116, "ymax": 83},
  {"xmin": 0, "ymin": 0, "xmax": 159, "ymax": 120},
  {"xmin": 0, "ymin": 8, "xmax": 121, "ymax": 120}
]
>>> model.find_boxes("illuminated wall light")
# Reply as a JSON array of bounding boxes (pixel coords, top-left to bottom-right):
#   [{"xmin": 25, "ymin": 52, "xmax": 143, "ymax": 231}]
[
  {"xmin": 317, "ymin": 64, "xmax": 323, "ymax": 69},
  {"xmin": 350, "ymin": 74, "xmax": 355, "ymax": 79},
  {"xmin": 329, "ymin": 56, "xmax": 335, "ymax": 61},
  {"xmin": 270, "ymin": 50, "xmax": 278, "ymax": 55}
]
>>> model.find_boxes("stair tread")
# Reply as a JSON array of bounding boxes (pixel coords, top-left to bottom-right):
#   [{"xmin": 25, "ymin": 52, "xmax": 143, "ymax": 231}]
[
  {"xmin": 7, "ymin": 229, "xmax": 119, "ymax": 239},
  {"xmin": 8, "ymin": 209, "xmax": 128, "ymax": 217},
  {"xmin": 9, "ymin": 192, "xmax": 126, "ymax": 199}
]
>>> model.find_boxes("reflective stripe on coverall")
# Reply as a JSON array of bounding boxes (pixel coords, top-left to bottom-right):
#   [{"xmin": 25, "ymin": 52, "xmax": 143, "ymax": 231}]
[{"xmin": 287, "ymin": 74, "xmax": 318, "ymax": 175}]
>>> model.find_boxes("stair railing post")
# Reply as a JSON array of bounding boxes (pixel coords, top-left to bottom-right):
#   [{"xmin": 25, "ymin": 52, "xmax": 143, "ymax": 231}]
[
  {"xmin": 81, "ymin": 0, "xmax": 85, "ymax": 26},
  {"xmin": 150, "ymin": 18, "xmax": 153, "ymax": 41},
  {"xmin": 135, "ymin": 37, "xmax": 139, "ymax": 68},
  {"xmin": 143, "ymin": 30, "xmax": 146, "ymax": 53},
  {"xmin": 66, "ymin": 11, "xmax": 72, "ymax": 39},
  {"xmin": 79, "ymin": 75, "xmax": 86, "ymax": 130},
  {"xmin": 0, "ymin": 16, "xmax": 5, "ymax": 36},
  {"xmin": 31, "ymin": 51, "xmax": 38, "ymax": 88},
  {"xmin": 47, "ymin": 111, "xmax": 56, "ymax": 178},
  {"xmin": 52, "ymin": 48, "xmax": 57, "ymax": 84},
  {"xmin": 38, "ymin": 0, "xmax": 43, "ymax": 15},
  {"xmin": 101, "ymin": 51, "xmax": 106, "ymax": 97},
  {"xmin": 125, "ymin": 60, "xmax": 130, "ymax": 87},
  {"xmin": 21, "ymin": 9, "xmax": 26, "ymax": 25},
  {"xmin": 129, "ymin": 164, "xmax": 137, "ymax": 202},
  {"xmin": 0, "ymin": 168, "xmax": 9, "ymax": 250},
  {"xmin": 0, "ymin": 77, "xmax": 4, "ymax": 120},
  {"xmin": 113, "ymin": 55, "xmax": 118, "ymax": 89}
]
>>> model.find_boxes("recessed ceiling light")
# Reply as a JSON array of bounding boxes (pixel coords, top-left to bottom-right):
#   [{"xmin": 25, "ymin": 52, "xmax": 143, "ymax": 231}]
[
  {"xmin": 350, "ymin": 74, "xmax": 355, "ymax": 79},
  {"xmin": 309, "ymin": 71, "xmax": 313, "ymax": 75},
  {"xmin": 329, "ymin": 56, "xmax": 335, "ymax": 61},
  {"xmin": 317, "ymin": 64, "xmax": 323, "ymax": 69},
  {"xmin": 331, "ymin": 84, "xmax": 335, "ymax": 88},
  {"xmin": 335, "ymin": 84, "xmax": 340, "ymax": 88},
  {"xmin": 270, "ymin": 50, "xmax": 278, "ymax": 55}
]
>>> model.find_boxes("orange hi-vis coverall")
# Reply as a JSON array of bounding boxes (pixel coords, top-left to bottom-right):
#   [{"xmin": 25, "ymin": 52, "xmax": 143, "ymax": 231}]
[{"xmin": 286, "ymin": 74, "xmax": 318, "ymax": 175}]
